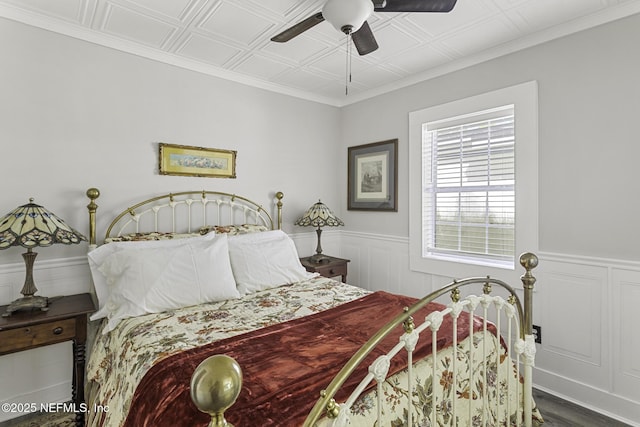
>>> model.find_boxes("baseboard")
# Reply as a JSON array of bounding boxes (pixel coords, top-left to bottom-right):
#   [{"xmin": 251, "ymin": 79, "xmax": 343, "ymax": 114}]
[
  {"xmin": 534, "ymin": 366, "xmax": 640, "ymax": 426},
  {"xmin": 0, "ymin": 382, "xmax": 70, "ymax": 423}
]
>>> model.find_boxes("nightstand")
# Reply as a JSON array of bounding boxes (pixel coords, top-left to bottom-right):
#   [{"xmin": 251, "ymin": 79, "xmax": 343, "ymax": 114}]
[
  {"xmin": 0, "ymin": 293, "xmax": 95, "ymax": 427},
  {"xmin": 300, "ymin": 255, "xmax": 350, "ymax": 283}
]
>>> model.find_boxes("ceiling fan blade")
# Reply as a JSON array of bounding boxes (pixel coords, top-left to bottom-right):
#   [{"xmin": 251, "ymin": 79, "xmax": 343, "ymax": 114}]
[
  {"xmin": 374, "ymin": 0, "xmax": 457, "ymax": 13},
  {"xmin": 352, "ymin": 21, "xmax": 378, "ymax": 56},
  {"xmin": 271, "ymin": 12, "xmax": 325, "ymax": 42}
]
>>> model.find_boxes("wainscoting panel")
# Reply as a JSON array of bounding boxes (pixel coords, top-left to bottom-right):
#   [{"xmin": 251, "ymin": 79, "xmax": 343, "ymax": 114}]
[
  {"xmin": 0, "ymin": 257, "xmax": 92, "ymax": 306},
  {"xmin": 340, "ymin": 241, "xmax": 363, "ymax": 287},
  {"xmin": 0, "ymin": 343, "xmax": 72, "ymax": 423},
  {"xmin": 612, "ymin": 268, "xmax": 640, "ymax": 402},
  {"xmin": 338, "ymin": 233, "xmax": 640, "ymax": 426},
  {"xmin": 535, "ymin": 259, "xmax": 609, "ymax": 389},
  {"xmin": 338, "ymin": 231, "xmax": 433, "ymax": 298}
]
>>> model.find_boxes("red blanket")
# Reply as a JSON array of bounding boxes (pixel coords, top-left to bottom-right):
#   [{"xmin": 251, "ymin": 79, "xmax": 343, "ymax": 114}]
[{"xmin": 122, "ymin": 291, "xmax": 484, "ymax": 427}]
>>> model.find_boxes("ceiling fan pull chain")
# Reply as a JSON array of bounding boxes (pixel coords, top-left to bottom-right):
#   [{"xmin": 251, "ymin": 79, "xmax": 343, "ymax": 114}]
[
  {"xmin": 349, "ymin": 33, "xmax": 353, "ymax": 84},
  {"xmin": 345, "ymin": 31, "xmax": 350, "ymax": 95}
]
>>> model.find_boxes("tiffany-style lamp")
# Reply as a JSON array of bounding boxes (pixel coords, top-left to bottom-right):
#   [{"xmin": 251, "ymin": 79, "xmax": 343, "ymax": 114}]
[
  {"xmin": 0, "ymin": 198, "xmax": 86, "ymax": 316},
  {"xmin": 294, "ymin": 200, "xmax": 344, "ymax": 264}
]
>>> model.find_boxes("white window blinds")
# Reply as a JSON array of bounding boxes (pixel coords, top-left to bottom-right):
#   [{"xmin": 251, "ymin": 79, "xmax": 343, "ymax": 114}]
[{"xmin": 422, "ymin": 105, "xmax": 515, "ymax": 266}]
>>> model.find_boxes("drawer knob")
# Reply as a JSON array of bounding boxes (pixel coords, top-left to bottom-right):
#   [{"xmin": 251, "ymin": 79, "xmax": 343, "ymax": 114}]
[
  {"xmin": 329, "ymin": 269, "xmax": 335, "ymax": 275},
  {"xmin": 53, "ymin": 327, "xmax": 64, "ymax": 335}
]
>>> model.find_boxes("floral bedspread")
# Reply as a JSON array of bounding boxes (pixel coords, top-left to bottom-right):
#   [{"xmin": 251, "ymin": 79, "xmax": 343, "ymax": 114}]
[
  {"xmin": 86, "ymin": 277, "xmax": 369, "ymax": 427},
  {"xmin": 86, "ymin": 277, "xmax": 541, "ymax": 426}
]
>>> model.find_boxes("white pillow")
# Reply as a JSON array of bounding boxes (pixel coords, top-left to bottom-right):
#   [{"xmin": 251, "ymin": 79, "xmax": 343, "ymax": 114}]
[
  {"xmin": 88, "ymin": 232, "xmax": 217, "ymax": 318},
  {"xmin": 228, "ymin": 229, "xmax": 314, "ymax": 294},
  {"xmin": 91, "ymin": 234, "xmax": 239, "ymax": 333}
]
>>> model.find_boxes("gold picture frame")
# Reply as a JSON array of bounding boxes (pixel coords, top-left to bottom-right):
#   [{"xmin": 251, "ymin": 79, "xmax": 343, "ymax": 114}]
[{"xmin": 159, "ymin": 143, "xmax": 236, "ymax": 178}]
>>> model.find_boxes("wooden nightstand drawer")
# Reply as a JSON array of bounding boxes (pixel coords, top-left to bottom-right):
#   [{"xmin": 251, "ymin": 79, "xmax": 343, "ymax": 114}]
[
  {"xmin": 314, "ymin": 263, "xmax": 347, "ymax": 278},
  {"xmin": 0, "ymin": 318, "xmax": 76, "ymax": 354}
]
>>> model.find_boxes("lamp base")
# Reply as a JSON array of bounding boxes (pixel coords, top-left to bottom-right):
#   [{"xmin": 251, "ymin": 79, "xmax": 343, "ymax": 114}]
[
  {"xmin": 2, "ymin": 295, "xmax": 49, "ymax": 317},
  {"xmin": 308, "ymin": 253, "xmax": 331, "ymax": 264}
]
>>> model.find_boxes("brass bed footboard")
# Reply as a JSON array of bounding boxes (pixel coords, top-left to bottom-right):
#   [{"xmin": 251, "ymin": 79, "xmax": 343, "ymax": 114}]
[
  {"xmin": 303, "ymin": 252, "xmax": 539, "ymax": 427},
  {"xmin": 189, "ymin": 254, "xmax": 539, "ymax": 427}
]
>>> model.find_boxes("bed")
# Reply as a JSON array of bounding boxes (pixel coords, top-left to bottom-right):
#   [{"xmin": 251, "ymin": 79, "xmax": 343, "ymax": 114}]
[{"xmin": 83, "ymin": 188, "xmax": 542, "ymax": 427}]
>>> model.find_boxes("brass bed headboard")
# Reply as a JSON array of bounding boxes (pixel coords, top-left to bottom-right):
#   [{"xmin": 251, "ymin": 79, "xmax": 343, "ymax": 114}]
[{"xmin": 86, "ymin": 188, "xmax": 284, "ymax": 247}]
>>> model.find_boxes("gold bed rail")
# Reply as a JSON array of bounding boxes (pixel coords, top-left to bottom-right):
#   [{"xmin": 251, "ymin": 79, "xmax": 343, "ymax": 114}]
[
  {"xmin": 303, "ymin": 252, "xmax": 538, "ymax": 426},
  {"xmin": 85, "ymin": 188, "xmax": 284, "ymax": 246}
]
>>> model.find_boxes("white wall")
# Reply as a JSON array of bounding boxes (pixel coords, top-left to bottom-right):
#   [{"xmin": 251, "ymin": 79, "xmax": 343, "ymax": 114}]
[
  {"xmin": 0, "ymin": 17, "xmax": 341, "ymax": 422},
  {"xmin": 2, "ymin": 10, "xmax": 640, "ymax": 426},
  {"xmin": 337, "ymin": 12, "xmax": 640, "ymax": 426},
  {"xmin": 339, "ymin": 13, "xmax": 640, "ymax": 262},
  {"xmin": 0, "ymin": 17, "xmax": 341, "ymax": 267}
]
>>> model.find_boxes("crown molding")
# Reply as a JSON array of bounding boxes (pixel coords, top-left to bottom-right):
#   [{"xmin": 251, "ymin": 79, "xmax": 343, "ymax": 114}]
[
  {"xmin": 0, "ymin": 3, "xmax": 342, "ymax": 106},
  {"xmin": 341, "ymin": 2, "xmax": 640, "ymax": 106},
  {"xmin": 2, "ymin": 2, "xmax": 640, "ymax": 107}
]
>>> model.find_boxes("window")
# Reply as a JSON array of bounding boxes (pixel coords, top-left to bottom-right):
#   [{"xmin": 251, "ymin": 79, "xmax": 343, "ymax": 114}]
[
  {"xmin": 424, "ymin": 105, "xmax": 515, "ymax": 267},
  {"xmin": 409, "ymin": 82, "xmax": 538, "ymax": 280}
]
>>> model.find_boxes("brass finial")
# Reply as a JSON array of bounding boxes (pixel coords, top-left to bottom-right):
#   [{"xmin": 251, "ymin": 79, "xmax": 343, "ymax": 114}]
[
  {"xmin": 519, "ymin": 252, "xmax": 539, "ymax": 272},
  {"xmin": 519, "ymin": 252, "xmax": 538, "ymax": 291},
  {"xmin": 450, "ymin": 287, "xmax": 461, "ymax": 303},
  {"xmin": 483, "ymin": 276, "xmax": 492, "ymax": 294},
  {"xmin": 403, "ymin": 308, "xmax": 415, "ymax": 333},
  {"xmin": 325, "ymin": 398, "xmax": 340, "ymax": 419},
  {"xmin": 86, "ymin": 188, "xmax": 100, "ymax": 202},
  {"xmin": 191, "ymin": 355, "xmax": 242, "ymax": 427}
]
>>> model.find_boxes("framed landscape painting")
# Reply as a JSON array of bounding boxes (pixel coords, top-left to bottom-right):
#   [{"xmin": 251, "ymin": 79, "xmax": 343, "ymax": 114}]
[
  {"xmin": 348, "ymin": 139, "xmax": 398, "ymax": 211},
  {"xmin": 159, "ymin": 143, "xmax": 236, "ymax": 178}
]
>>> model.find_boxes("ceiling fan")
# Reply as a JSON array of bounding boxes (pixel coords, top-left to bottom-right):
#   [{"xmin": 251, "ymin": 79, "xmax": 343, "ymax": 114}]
[{"xmin": 271, "ymin": 0, "xmax": 458, "ymax": 56}]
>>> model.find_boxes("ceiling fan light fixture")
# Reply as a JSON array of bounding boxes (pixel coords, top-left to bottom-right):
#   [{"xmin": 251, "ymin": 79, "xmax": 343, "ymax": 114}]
[{"xmin": 322, "ymin": 0, "xmax": 374, "ymax": 34}]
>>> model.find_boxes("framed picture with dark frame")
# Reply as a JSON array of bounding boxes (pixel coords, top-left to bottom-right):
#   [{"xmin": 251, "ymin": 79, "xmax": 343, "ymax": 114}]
[
  {"xmin": 159, "ymin": 143, "xmax": 236, "ymax": 178},
  {"xmin": 348, "ymin": 139, "xmax": 398, "ymax": 211}
]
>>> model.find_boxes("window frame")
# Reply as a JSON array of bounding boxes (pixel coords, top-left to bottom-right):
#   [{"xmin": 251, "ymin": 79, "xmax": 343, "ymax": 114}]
[{"xmin": 409, "ymin": 81, "xmax": 538, "ymax": 281}]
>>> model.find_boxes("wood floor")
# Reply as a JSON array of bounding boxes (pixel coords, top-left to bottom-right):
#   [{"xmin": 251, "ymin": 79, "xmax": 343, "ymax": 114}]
[
  {"xmin": 1, "ymin": 389, "xmax": 632, "ymax": 426},
  {"xmin": 533, "ymin": 388, "xmax": 631, "ymax": 427}
]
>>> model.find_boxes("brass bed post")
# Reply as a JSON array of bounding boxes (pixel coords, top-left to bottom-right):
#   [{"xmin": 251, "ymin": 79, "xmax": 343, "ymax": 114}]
[
  {"xmin": 86, "ymin": 188, "xmax": 100, "ymax": 249},
  {"xmin": 275, "ymin": 191, "xmax": 284, "ymax": 230},
  {"xmin": 519, "ymin": 252, "xmax": 538, "ymax": 427},
  {"xmin": 519, "ymin": 252, "xmax": 538, "ymax": 336}
]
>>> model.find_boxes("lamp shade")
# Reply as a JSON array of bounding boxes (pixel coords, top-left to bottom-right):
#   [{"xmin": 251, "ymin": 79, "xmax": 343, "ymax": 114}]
[
  {"xmin": 0, "ymin": 199, "xmax": 86, "ymax": 249},
  {"xmin": 294, "ymin": 200, "xmax": 344, "ymax": 228}
]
